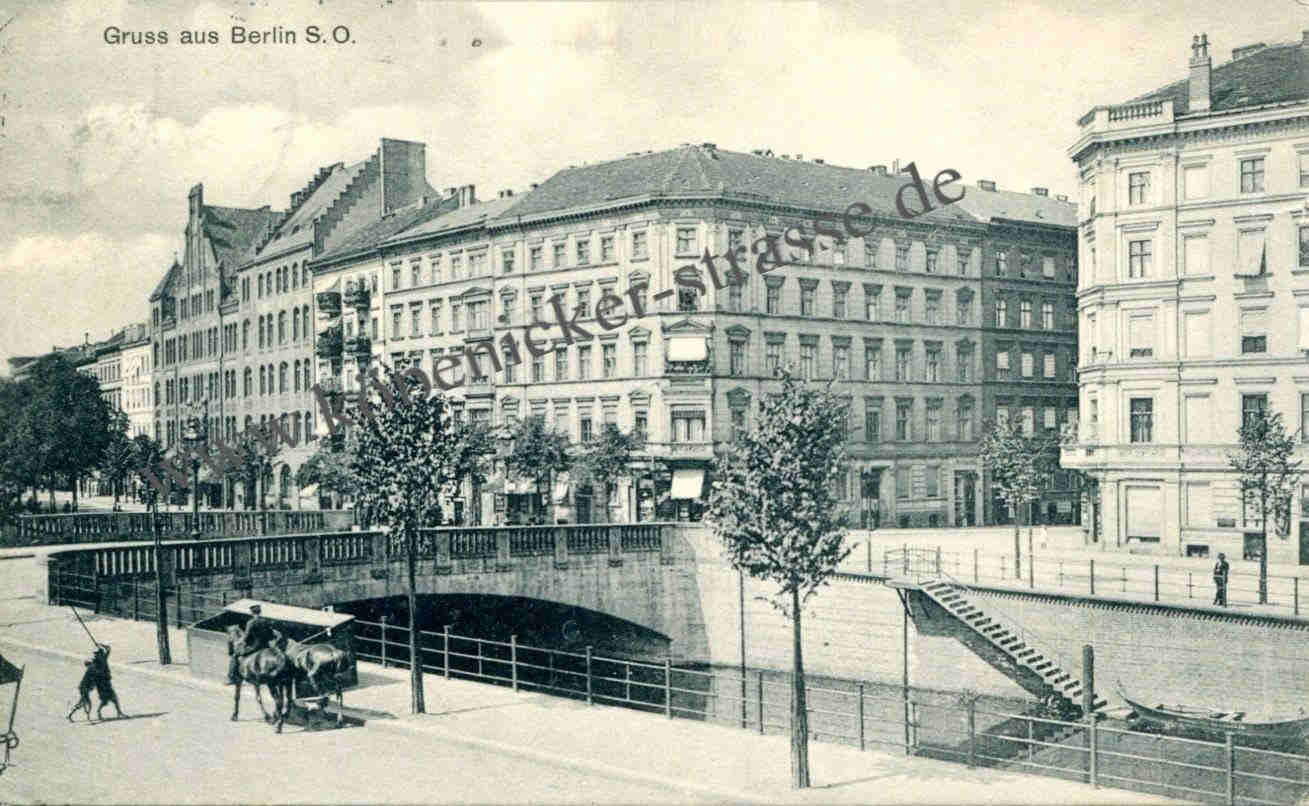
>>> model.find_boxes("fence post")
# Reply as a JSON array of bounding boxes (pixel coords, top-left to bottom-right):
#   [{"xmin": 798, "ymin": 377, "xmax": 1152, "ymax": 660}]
[
  {"xmin": 585, "ymin": 646, "xmax": 593, "ymax": 706},
  {"xmin": 664, "ymin": 657, "xmax": 672, "ymax": 718},
  {"xmin": 866, "ymin": 540, "xmax": 872, "ymax": 573},
  {"xmin": 757, "ymin": 671, "xmax": 765, "ymax": 734},
  {"xmin": 1090, "ymin": 558, "xmax": 1095, "ymax": 596},
  {"xmin": 967, "ymin": 697, "xmax": 976, "ymax": 768},
  {"xmin": 1154, "ymin": 565, "xmax": 1160, "ymax": 602},
  {"xmin": 380, "ymin": 617, "xmax": 387, "ymax": 669},
  {"xmin": 1121, "ymin": 566, "xmax": 1126, "ymax": 593},
  {"xmin": 443, "ymin": 625, "xmax": 450, "ymax": 679},
  {"xmin": 1296, "ymin": 578, "xmax": 1300, "ymax": 617},
  {"xmin": 1225, "ymin": 732, "xmax": 1236, "ymax": 805},
  {"xmin": 1029, "ymin": 552, "xmax": 1035, "ymax": 589},
  {"xmin": 477, "ymin": 639, "xmax": 483, "ymax": 679},
  {"xmin": 511, "ymin": 635, "xmax": 518, "ymax": 693},
  {"xmin": 174, "ymin": 584, "xmax": 183, "ymax": 628},
  {"xmin": 626, "ymin": 662, "xmax": 632, "ymax": 704},
  {"xmin": 974, "ymin": 548, "xmax": 979, "ymax": 583},
  {"xmin": 857, "ymin": 683, "xmax": 865, "ymax": 751},
  {"xmin": 902, "ymin": 543, "xmax": 908, "ymax": 574},
  {"xmin": 883, "ymin": 552, "xmax": 888, "ymax": 579},
  {"xmin": 1089, "ymin": 718, "xmax": 1098, "ymax": 788},
  {"xmin": 935, "ymin": 546, "xmax": 941, "ymax": 576},
  {"xmin": 1188, "ymin": 572, "xmax": 1193, "ymax": 600}
]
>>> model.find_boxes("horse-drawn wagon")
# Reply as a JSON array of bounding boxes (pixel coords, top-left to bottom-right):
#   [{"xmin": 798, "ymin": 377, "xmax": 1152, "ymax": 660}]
[{"xmin": 187, "ymin": 599, "xmax": 358, "ymax": 691}]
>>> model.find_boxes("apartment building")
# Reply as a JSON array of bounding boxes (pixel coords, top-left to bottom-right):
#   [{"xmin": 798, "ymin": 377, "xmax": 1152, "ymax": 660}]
[
  {"xmin": 1063, "ymin": 32, "xmax": 1309, "ymax": 562},
  {"xmin": 312, "ymin": 144, "xmax": 1075, "ymax": 527}
]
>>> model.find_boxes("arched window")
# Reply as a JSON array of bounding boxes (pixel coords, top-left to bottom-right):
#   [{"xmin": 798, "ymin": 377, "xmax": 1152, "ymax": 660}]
[
  {"xmin": 154, "ymin": 382, "xmax": 160, "ymax": 408},
  {"xmin": 293, "ymin": 360, "xmax": 301, "ymax": 392},
  {"xmin": 244, "ymin": 415, "xmax": 252, "ymax": 431},
  {"xmin": 243, "ymin": 368, "xmax": 251, "ymax": 397},
  {"xmin": 242, "ymin": 320, "xmax": 250, "ymax": 351},
  {"xmin": 301, "ymin": 307, "xmax": 310, "ymax": 342},
  {"xmin": 278, "ymin": 311, "xmax": 286, "ymax": 344},
  {"xmin": 292, "ymin": 311, "xmax": 299, "ymax": 342},
  {"xmin": 258, "ymin": 366, "xmax": 266, "ymax": 395},
  {"xmin": 675, "ymin": 268, "xmax": 700, "ymax": 312},
  {"xmin": 304, "ymin": 410, "xmax": 313, "ymax": 439},
  {"xmin": 279, "ymin": 362, "xmax": 288, "ymax": 393},
  {"xmin": 302, "ymin": 361, "xmax": 311, "ymax": 391},
  {"xmin": 292, "ymin": 412, "xmax": 302, "ymax": 443}
]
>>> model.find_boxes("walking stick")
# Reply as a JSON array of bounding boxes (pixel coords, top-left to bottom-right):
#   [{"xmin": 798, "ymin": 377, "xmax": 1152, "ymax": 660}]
[{"xmin": 69, "ymin": 606, "xmax": 101, "ymax": 650}]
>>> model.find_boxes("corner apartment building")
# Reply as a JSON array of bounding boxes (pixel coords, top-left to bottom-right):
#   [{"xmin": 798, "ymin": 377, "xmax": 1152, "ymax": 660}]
[
  {"xmin": 150, "ymin": 185, "xmax": 283, "ymax": 506},
  {"xmin": 311, "ymin": 144, "xmax": 1075, "ymax": 527},
  {"xmin": 119, "ymin": 323, "xmax": 153, "ymax": 439},
  {"xmin": 228, "ymin": 138, "xmax": 434, "ymax": 508},
  {"xmin": 1063, "ymin": 32, "xmax": 1309, "ymax": 562}
]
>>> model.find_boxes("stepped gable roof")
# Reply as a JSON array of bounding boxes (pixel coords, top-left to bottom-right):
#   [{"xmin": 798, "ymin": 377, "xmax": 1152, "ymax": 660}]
[
  {"xmin": 248, "ymin": 161, "xmax": 368, "ymax": 259},
  {"xmin": 387, "ymin": 194, "xmax": 524, "ymax": 244},
  {"xmin": 493, "ymin": 145, "xmax": 1069, "ymax": 229},
  {"xmin": 312, "ymin": 193, "xmax": 460, "ymax": 267},
  {"xmin": 204, "ymin": 204, "xmax": 284, "ymax": 300},
  {"xmin": 1122, "ymin": 41, "xmax": 1308, "ymax": 115}
]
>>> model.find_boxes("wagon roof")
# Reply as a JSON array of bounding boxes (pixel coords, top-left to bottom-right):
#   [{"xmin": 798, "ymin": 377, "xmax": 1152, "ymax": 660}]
[{"xmin": 223, "ymin": 599, "xmax": 355, "ymax": 629}]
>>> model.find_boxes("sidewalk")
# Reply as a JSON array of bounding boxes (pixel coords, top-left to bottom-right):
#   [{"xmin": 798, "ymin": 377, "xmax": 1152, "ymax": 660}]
[{"xmin": 0, "ymin": 557, "xmax": 1175, "ymax": 804}]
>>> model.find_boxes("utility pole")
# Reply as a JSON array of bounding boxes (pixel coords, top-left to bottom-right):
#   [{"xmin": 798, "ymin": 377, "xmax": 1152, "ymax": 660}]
[{"xmin": 151, "ymin": 487, "xmax": 171, "ymax": 665}]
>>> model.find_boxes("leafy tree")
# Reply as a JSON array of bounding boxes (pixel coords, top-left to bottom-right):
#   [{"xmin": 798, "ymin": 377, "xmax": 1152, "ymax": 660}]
[
  {"xmin": 503, "ymin": 415, "xmax": 571, "ymax": 524},
  {"xmin": 100, "ymin": 412, "xmax": 135, "ymax": 506},
  {"xmin": 20, "ymin": 356, "xmax": 112, "ymax": 508},
  {"xmin": 707, "ymin": 370, "xmax": 851, "ymax": 789},
  {"xmin": 1229, "ymin": 408, "xmax": 1301, "ymax": 604},
  {"xmin": 220, "ymin": 427, "xmax": 283, "ymax": 510},
  {"xmin": 296, "ymin": 438, "xmax": 360, "ymax": 510},
  {"xmin": 574, "ymin": 424, "xmax": 644, "ymax": 523},
  {"xmin": 979, "ymin": 419, "xmax": 1057, "ymax": 569},
  {"xmin": 349, "ymin": 371, "xmax": 490, "ymax": 713}
]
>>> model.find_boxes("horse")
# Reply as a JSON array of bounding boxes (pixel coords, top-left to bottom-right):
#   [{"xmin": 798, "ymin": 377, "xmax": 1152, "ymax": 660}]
[
  {"xmin": 279, "ymin": 634, "xmax": 353, "ymax": 727},
  {"xmin": 225, "ymin": 625, "xmax": 292, "ymax": 733}
]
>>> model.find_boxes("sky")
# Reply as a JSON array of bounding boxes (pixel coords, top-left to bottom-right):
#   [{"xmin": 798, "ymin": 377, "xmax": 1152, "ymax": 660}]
[{"xmin": 0, "ymin": 0, "xmax": 1306, "ymax": 373}]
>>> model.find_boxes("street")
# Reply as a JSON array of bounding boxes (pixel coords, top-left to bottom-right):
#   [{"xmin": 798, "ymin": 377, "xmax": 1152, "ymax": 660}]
[{"xmin": 0, "ymin": 648, "xmax": 702, "ymax": 804}]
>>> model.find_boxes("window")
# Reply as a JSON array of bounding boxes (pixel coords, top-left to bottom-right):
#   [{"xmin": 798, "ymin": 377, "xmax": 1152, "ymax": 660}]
[
  {"xmin": 1183, "ymin": 235, "xmax": 1209, "ymax": 277},
  {"xmin": 631, "ymin": 231, "xmax": 648, "ymax": 259},
  {"xmin": 956, "ymin": 344, "xmax": 972, "ymax": 382},
  {"xmin": 800, "ymin": 285, "xmax": 815, "ymax": 316},
  {"xmin": 602, "ymin": 343, "xmax": 616, "ymax": 378},
  {"xmin": 1183, "ymin": 165, "xmax": 1209, "ymax": 200},
  {"xmin": 1239, "ymin": 229, "xmax": 1267, "ymax": 276},
  {"xmin": 1241, "ymin": 309, "xmax": 1268, "ymax": 354},
  {"xmin": 529, "ymin": 350, "xmax": 545, "ymax": 382},
  {"xmin": 1128, "ymin": 171, "xmax": 1149, "ymax": 205},
  {"xmin": 995, "ymin": 250, "xmax": 1008, "ymax": 276},
  {"xmin": 633, "ymin": 342, "xmax": 648, "ymax": 376},
  {"xmin": 831, "ymin": 239, "xmax": 846, "ymax": 265},
  {"xmin": 833, "ymin": 344, "xmax": 850, "ymax": 380},
  {"xmin": 595, "ymin": 234, "xmax": 614, "ymax": 263},
  {"xmin": 671, "ymin": 411, "xmax": 705, "ymax": 442},
  {"xmin": 799, "ymin": 342, "xmax": 816, "ymax": 380},
  {"xmin": 450, "ymin": 254, "xmax": 463, "ymax": 279},
  {"xmin": 995, "ymin": 298, "xmax": 1007, "ymax": 327},
  {"xmin": 896, "ymin": 466, "xmax": 910, "ymax": 499},
  {"xmin": 766, "ymin": 341, "xmax": 783, "ymax": 376},
  {"xmin": 1242, "ymin": 393, "xmax": 1268, "ymax": 430},
  {"xmin": 1128, "ymin": 314, "xmax": 1154, "ymax": 358},
  {"xmin": 925, "ymin": 345, "xmax": 940, "ymax": 382},
  {"xmin": 1021, "ymin": 352, "xmax": 1034, "ymax": 378},
  {"xmin": 1301, "ymin": 153, "xmax": 1309, "ymax": 188},
  {"xmin": 729, "ymin": 341, "xmax": 746, "ymax": 376},
  {"xmin": 677, "ymin": 284, "xmax": 698, "ymax": 313},
  {"xmin": 925, "ymin": 466, "xmax": 940, "ymax": 497},
  {"xmin": 409, "ymin": 260, "xmax": 423, "ymax": 287},
  {"xmin": 1128, "ymin": 240, "xmax": 1152, "ymax": 278},
  {"xmin": 1043, "ymin": 353, "xmax": 1056, "ymax": 378},
  {"xmin": 956, "ymin": 292, "xmax": 972, "ymax": 325},
  {"xmin": 410, "ymin": 303, "xmax": 422, "ymax": 337},
  {"xmin": 391, "ymin": 305, "xmax": 403, "ymax": 338},
  {"xmin": 996, "ymin": 349, "xmax": 1010, "ymax": 374},
  {"xmin": 576, "ymin": 239, "xmax": 590, "ymax": 266},
  {"xmin": 1301, "ymin": 226, "xmax": 1309, "ymax": 269},
  {"xmin": 552, "ymin": 242, "xmax": 566, "ymax": 268},
  {"xmin": 925, "ymin": 292, "xmax": 941, "ymax": 325},
  {"xmin": 1020, "ymin": 407, "xmax": 1035, "ymax": 437},
  {"xmin": 865, "ymin": 240, "xmax": 879, "ymax": 268},
  {"xmin": 766, "ymin": 284, "xmax": 780, "ymax": 315},
  {"xmin": 501, "ymin": 248, "xmax": 516, "ymax": 275},
  {"xmin": 895, "ymin": 345, "xmax": 911, "ymax": 381},
  {"xmin": 1041, "ymin": 302, "xmax": 1054, "ymax": 330},
  {"xmin": 895, "ymin": 289, "xmax": 911, "ymax": 323},
  {"xmin": 1130, "ymin": 398, "xmax": 1153, "ymax": 442},
  {"xmin": 450, "ymin": 301, "xmax": 463, "ymax": 332},
  {"xmin": 576, "ymin": 345, "xmax": 591, "ymax": 380},
  {"xmin": 895, "ymin": 399, "xmax": 911, "ymax": 441},
  {"xmin": 1174, "ymin": 310, "xmax": 1210, "ymax": 359},
  {"xmin": 554, "ymin": 347, "xmax": 569, "ymax": 380},
  {"xmin": 926, "ymin": 249, "xmax": 938, "ymax": 274},
  {"xmin": 865, "ymin": 342, "xmax": 882, "ymax": 381},
  {"xmin": 956, "ymin": 398, "xmax": 973, "ymax": 441},
  {"xmin": 391, "ymin": 264, "xmax": 402, "ymax": 290},
  {"xmin": 731, "ymin": 408, "xmax": 747, "ymax": 442},
  {"xmin": 575, "ymin": 288, "xmax": 591, "ymax": 318},
  {"xmin": 865, "ymin": 287, "xmax": 881, "ymax": 320},
  {"xmin": 529, "ymin": 246, "xmax": 543, "ymax": 271},
  {"xmin": 1302, "ymin": 393, "xmax": 1309, "ymax": 442},
  {"xmin": 430, "ymin": 300, "xmax": 442, "ymax": 334},
  {"xmin": 728, "ymin": 228, "xmax": 744, "ymax": 252},
  {"xmin": 1019, "ymin": 300, "xmax": 1032, "ymax": 328},
  {"xmin": 676, "ymin": 227, "xmax": 697, "ymax": 255},
  {"xmin": 865, "ymin": 400, "xmax": 881, "ymax": 442},
  {"xmin": 1042, "ymin": 256, "xmax": 1055, "ymax": 279},
  {"xmin": 1240, "ymin": 157, "xmax": 1265, "ymax": 194},
  {"xmin": 957, "ymin": 249, "xmax": 968, "ymax": 276},
  {"xmin": 926, "ymin": 401, "xmax": 941, "ymax": 441},
  {"xmin": 895, "ymin": 244, "xmax": 909, "ymax": 271},
  {"xmin": 833, "ymin": 286, "xmax": 847, "ymax": 319}
]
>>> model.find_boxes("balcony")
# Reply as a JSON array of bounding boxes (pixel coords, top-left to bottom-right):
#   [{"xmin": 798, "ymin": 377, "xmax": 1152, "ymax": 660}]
[
  {"xmin": 344, "ymin": 334, "xmax": 372, "ymax": 357},
  {"xmin": 665, "ymin": 360, "xmax": 710, "ymax": 376},
  {"xmin": 316, "ymin": 291, "xmax": 342, "ymax": 317},
  {"xmin": 315, "ymin": 326, "xmax": 343, "ymax": 359},
  {"xmin": 316, "ymin": 377, "xmax": 343, "ymax": 397},
  {"xmin": 647, "ymin": 441, "xmax": 715, "ymax": 460},
  {"xmin": 343, "ymin": 281, "xmax": 371, "ymax": 310}
]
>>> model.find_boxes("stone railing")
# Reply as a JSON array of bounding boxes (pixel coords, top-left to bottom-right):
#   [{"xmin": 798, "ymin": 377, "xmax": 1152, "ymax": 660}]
[
  {"xmin": 14, "ymin": 510, "xmax": 355, "ymax": 546},
  {"xmin": 1108, "ymin": 100, "xmax": 1163, "ymax": 122}
]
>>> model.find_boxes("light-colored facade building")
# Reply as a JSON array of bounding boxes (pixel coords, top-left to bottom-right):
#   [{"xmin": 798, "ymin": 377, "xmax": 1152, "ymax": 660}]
[
  {"xmin": 1063, "ymin": 32, "xmax": 1309, "ymax": 563},
  {"xmin": 312, "ymin": 145, "xmax": 1076, "ymax": 527},
  {"xmin": 120, "ymin": 324, "xmax": 153, "ymax": 439}
]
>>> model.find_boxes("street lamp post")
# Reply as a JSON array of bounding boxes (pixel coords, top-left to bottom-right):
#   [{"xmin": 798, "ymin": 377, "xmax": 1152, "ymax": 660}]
[
  {"xmin": 148, "ymin": 486, "xmax": 171, "ymax": 665},
  {"xmin": 182, "ymin": 409, "xmax": 206, "ymax": 539}
]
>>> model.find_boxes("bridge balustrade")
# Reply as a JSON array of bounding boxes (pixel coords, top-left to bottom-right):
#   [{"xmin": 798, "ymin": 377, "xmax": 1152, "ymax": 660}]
[
  {"xmin": 13, "ymin": 510, "xmax": 347, "ymax": 546},
  {"xmin": 321, "ymin": 534, "xmax": 372, "ymax": 565}
]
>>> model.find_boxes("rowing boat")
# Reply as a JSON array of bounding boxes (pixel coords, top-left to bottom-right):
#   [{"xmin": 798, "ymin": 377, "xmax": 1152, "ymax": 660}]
[{"xmin": 1117, "ymin": 682, "xmax": 1309, "ymax": 739}]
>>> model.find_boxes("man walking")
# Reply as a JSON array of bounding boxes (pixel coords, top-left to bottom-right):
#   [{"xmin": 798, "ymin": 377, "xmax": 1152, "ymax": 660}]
[
  {"xmin": 1213, "ymin": 552, "xmax": 1230, "ymax": 607},
  {"xmin": 227, "ymin": 604, "xmax": 275, "ymax": 684}
]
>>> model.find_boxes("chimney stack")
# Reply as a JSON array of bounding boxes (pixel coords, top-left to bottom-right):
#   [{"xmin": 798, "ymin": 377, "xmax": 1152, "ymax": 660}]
[
  {"xmin": 458, "ymin": 184, "xmax": 476, "ymax": 207},
  {"xmin": 869, "ymin": 165, "xmax": 888, "ymax": 176},
  {"xmin": 1189, "ymin": 33, "xmax": 1212, "ymax": 113},
  {"xmin": 1055, "ymin": 193, "xmax": 1069, "ymax": 202},
  {"xmin": 1031, "ymin": 187, "xmax": 1049, "ymax": 196},
  {"xmin": 978, "ymin": 180, "xmax": 996, "ymax": 191},
  {"xmin": 892, "ymin": 159, "xmax": 902, "ymax": 174}
]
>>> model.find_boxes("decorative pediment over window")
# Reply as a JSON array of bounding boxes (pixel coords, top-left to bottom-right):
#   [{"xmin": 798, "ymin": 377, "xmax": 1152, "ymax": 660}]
[
  {"xmin": 628, "ymin": 386, "xmax": 653, "ymax": 405},
  {"xmin": 725, "ymin": 386, "xmax": 752, "ymax": 405},
  {"xmin": 627, "ymin": 325, "xmax": 651, "ymax": 341},
  {"xmin": 725, "ymin": 324, "xmax": 751, "ymax": 339},
  {"xmin": 460, "ymin": 286, "xmax": 492, "ymax": 300},
  {"xmin": 661, "ymin": 318, "xmax": 714, "ymax": 335},
  {"xmin": 628, "ymin": 269, "xmax": 650, "ymax": 284}
]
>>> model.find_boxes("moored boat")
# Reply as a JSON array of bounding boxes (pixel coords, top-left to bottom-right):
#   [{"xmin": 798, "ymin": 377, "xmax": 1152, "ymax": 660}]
[{"xmin": 1117, "ymin": 682, "xmax": 1309, "ymax": 739}]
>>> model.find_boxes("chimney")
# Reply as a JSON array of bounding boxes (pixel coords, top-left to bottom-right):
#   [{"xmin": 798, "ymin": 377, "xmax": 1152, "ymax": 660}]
[
  {"xmin": 529, "ymin": 183, "xmax": 539, "ymax": 191},
  {"xmin": 1055, "ymin": 194, "xmax": 1069, "ymax": 202},
  {"xmin": 795, "ymin": 153, "xmax": 803, "ymax": 161},
  {"xmin": 458, "ymin": 184, "xmax": 476, "ymax": 207},
  {"xmin": 1189, "ymin": 33, "xmax": 1212, "ymax": 113},
  {"xmin": 701, "ymin": 142, "xmax": 717, "ymax": 151},
  {"xmin": 892, "ymin": 159, "xmax": 902, "ymax": 174},
  {"xmin": 1232, "ymin": 43, "xmax": 1266, "ymax": 60},
  {"xmin": 379, "ymin": 139, "xmax": 428, "ymax": 215},
  {"xmin": 289, "ymin": 190, "xmax": 304, "ymax": 208},
  {"xmin": 187, "ymin": 184, "xmax": 203, "ymax": 219},
  {"xmin": 446, "ymin": 187, "xmax": 458, "ymax": 198},
  {"xmin": 978, "ymin": 180, "xmax": 997, "ymax": 191},
  {"xmin": 1031, "ymin": 187, "xmax": 1048, "ymax": 196},
  {"xmin": 814, "ymin": 158, "xmax": 824, "ymax": 164},
  {"xmin": 869, "ymin": 165, "xmax": 888, "ymax": 176}
]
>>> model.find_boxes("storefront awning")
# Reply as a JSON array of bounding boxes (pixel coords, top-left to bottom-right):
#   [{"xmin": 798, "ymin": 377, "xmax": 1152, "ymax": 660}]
[
  {"xmin": 670, "ymin": 469, "xmax": 705, "ymax": 500},
  {"xmin": 668, "ymin": 336, "xmax": 708, "ymax": 362}
]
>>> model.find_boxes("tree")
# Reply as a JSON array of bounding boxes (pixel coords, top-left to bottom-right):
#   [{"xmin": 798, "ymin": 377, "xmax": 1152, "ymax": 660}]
[
  {"xmin": 503, "ymin": 415, "xmax": 571, "ymax": 524},
  {"xmin": 19, "ymin": 356, "xmax": 112, "ymax": 509},
  {"xmin": 979, "ymin": 420, "xmax": 1057, "ymax": 569},
  {"xmin": 1229, "ymin": 408, "xmax": 1301, "ymax": 604},
  {"xmin": 297, "ymin": 438, "xmax": 360, "ymax": 510},
  {"xmin": 133, "ymin": 434, "xmax": 171, "ymax": 665},
  {"xmin": 100, "ymin": 412, "xmax": 135, "ymax": 506},
  {"xmin": 574, "ymin": 424, "xmax": 644, "ymax": 523},
  {"xmin": 349, "ymin": 371, "xmax": 489, "ymax": 713},
  {"xmin": 223, "ymin": 427, "xmax": 282, "ymax": 510},
  {"xmin": 707, "ymin": 370, "xmax": 851, "ymax": 789}
]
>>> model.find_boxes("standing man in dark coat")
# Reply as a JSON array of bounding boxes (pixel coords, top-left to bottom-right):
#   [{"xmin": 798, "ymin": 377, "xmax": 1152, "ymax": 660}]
[
  {"xmin": 1213, "ymin": 553, "xmax": 1230, "ymax": 607},
  {"xmin": 227, "ymin": 604, "xmax": 276, "ymax": 684}
]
